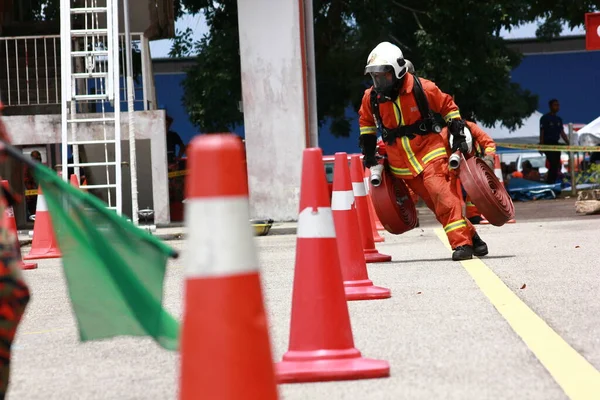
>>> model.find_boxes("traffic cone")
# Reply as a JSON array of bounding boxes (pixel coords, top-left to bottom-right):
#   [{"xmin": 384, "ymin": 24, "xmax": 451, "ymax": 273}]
[
  {"xmin": 23, "ymin": 184, "xmax": 62, "ymax": 260},
  {"xmin": 363, "ymin": 168, "xmax": 385, "ymax": 232},
  {"xmin": 179, "ymin": 134, "xmax": 278, "ymax": 400},
  {"xmin": 481, "ymin": 154, "xmax": 516, "ymax": 225},
  {"xmin": 1, "ymin": 181, "xmax": 37, "ymax": 270},
  {"xmin": 69, "ymin": 174, "xmax": 79, "ymax": 188},
  {"xmin": 349, "ymin": 155, "xmax": 391, "ymax": 263},
  {"xmin": 276, "ymin": 147, "xmax": 390, "ymax": 383},
  {"xmin": 332, "ymin": 153, "xmax": 391, "ymax": 301}
]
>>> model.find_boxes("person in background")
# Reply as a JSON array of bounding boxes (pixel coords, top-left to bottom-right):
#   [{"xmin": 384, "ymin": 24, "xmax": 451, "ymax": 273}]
[
  {"xmin": 166, "ymin": 115, "xmax": 186, "ymax": 164},
  {"xmin": 521, "ymin": 160, "xmax": 540, "ymax": 181},
  {"xmin": 440, "ymin": 113, "xmax": 497, "ymax": 224},
  {"xmin": 166, "ymin": 115, "xmax": 187, "ymax": 214},
  {"xmin": 540, "ymin": 99, "xmax": 569, "ymax": 184},
  {"xmin": 24, "ymin": 151, "xmax": 42, "ymax": 219}
]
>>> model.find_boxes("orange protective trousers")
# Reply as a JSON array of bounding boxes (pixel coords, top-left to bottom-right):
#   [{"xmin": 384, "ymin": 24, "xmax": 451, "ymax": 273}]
[
  {"xmin": 465, "ymin": 195, "xmax": 482, "ymax": 219},
  {"xmin": 403, "ymin": 158, "xmax": 476, "ymax": 248}
]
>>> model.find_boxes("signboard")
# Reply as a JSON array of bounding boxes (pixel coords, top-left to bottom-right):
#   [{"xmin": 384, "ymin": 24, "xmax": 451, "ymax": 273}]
[{"xmin": 585, "ymin": 12, "xmax": 600, "ymax": 51}]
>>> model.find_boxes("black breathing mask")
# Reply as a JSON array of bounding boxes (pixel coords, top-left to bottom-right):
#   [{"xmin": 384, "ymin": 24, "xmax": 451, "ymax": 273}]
[{"xmin": 366, "ymin": 59, "xmax": 406, "ymax": 102}]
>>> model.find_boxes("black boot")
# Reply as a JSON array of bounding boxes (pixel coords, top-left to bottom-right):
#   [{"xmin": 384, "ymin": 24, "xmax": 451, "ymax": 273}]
[
  {"xmin": 468, "ymin": 215, "xmax": 483, "ymax": 225},
  {"xmin": 452, "ymin": 245, "xmax": 473, "ymax": 261},
  {"xmin": 472, "ymin": 233, "xmax": 488, "ymax": 257}
]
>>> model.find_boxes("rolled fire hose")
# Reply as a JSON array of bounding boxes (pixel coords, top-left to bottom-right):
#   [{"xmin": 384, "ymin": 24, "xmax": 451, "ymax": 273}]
[
  {"xmin": 453, "ymin": 153, "xmax": 515, "ymax": 226},
  {"xmin": 368, "ymin": 164, "xmax": 418, "ymax": 234}
]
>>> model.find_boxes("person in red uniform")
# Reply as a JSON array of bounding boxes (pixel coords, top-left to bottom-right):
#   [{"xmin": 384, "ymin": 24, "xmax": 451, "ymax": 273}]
[
  {"xmin": 440, "ymin": 114, "xmax": 497, "ymax": 224},
  {"xmin": 358, "ymin": 42, "xmax": 487, "ymax": 260}
]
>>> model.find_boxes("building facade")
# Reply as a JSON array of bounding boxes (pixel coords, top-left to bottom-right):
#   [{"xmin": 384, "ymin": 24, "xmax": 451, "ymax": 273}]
[{"xmin": 0, "ymin": 0, "xmax": 176, "ymax": 226}]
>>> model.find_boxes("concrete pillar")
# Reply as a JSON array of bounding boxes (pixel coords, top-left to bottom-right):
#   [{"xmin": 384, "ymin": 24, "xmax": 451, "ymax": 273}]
[{"xmin": 237, "ymin": 0, "xmax": 317, "ymax": 221}]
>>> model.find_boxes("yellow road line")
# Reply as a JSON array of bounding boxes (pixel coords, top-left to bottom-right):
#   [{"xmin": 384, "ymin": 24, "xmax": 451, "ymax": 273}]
[{"xmin": 434, "ymin": 228, "xmax": 600, "ymax": 400}]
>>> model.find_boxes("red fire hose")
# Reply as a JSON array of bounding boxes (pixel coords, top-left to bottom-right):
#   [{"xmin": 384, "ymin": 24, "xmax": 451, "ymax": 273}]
[
  {"xmin": 369, "ymin": 163, "xmax": 418, "ymax": 235},
  {"xmin": 457, "ymin": 153, "xmax": 515, "ymax": 226}
]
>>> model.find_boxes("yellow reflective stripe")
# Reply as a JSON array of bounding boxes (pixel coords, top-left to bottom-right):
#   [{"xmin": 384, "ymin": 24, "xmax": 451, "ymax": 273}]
[
  {"xmin": 485, "ymin": 146, "xmax": 496, "ymax": 153},
  {"xmin": 422, "ymin": 147, "xmax": 447, "ymax": 164},
  {"xmin": 393, "ymin": 97, "xmax": 404, "ymax": 125},
  {"xmin": 444, "ymin": 111, "xmax": 461, "ymax": 122},
  {"xmin": 466, "ymin": 202, "xmax": 476, "ymax": 207},
  {"xmin": 389, "ymin": 165, "xmax": 412, "ymax": 177},
  {"xmin": 444, "ymin": 219, "xmax": 467, "ymax": 233},
  {"xmin": 401, "ymin": 136, "xmax": 423, "ymax": 174},
  {"xmin": 360, "ymin": 126, "xmax": 377, "ymax": 135}
]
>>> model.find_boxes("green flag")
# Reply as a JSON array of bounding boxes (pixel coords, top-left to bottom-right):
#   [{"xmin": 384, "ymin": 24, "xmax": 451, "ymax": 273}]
[{"xmin": 33, "ymin": 163, "xmax": 180, "ymax": 351}]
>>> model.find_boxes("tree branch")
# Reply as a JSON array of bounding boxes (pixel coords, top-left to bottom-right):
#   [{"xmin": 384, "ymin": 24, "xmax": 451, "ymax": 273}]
[
  {"xmin": 391, "ymin": 0, "xmax": 427, "ymax": 14},
  {"xmin": 389, "ymin": 34, "xmax": 412, "ymax": 52},
  {"xmin": 413, "ymin": 10, "xmax": 425, "ymax": 30}
]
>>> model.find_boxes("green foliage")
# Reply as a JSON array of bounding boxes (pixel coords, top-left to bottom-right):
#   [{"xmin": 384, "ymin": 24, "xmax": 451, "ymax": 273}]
[
  {"xmin": 174, "ymin": 0, "xmax": 243, "ymax": 132},
  {"xmin": 169, "ymin": 0, "xmax": 598, "ymax": 136}
]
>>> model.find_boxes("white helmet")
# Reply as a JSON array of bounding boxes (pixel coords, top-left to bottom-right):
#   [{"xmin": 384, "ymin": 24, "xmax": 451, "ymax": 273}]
[
  {"xmin": 364, "ymin": 42, "xmax": 408, "ymax": 98},
  {"xmin": 448, "ymin": 125, "xmax": 474, "ymax": 154},
  {"xmin": 405, "ymin": 59, "xmax": 415, "ymax": 74}
]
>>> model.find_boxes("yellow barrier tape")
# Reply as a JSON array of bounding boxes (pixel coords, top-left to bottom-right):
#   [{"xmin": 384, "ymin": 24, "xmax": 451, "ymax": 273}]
[
  {"xmin": 25, "ymin": 190, "xmax": 38, "ymax": 196},
  {"xmin": 496, "ymin": 143, "xmax": 600, "ymax": 152},
  {"xmin": 168, "ymin": 170, "xmax": 188, "ymax": 178}
]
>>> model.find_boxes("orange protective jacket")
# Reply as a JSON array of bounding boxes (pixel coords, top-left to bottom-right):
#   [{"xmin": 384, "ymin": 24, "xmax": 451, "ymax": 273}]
[
  {"xmin": 359, "ymin": 73, "xmax": 461, "ymax": 179},
  {"xmin": 439, "ymin": 121, "xmax": 496, "ymax": 157}
]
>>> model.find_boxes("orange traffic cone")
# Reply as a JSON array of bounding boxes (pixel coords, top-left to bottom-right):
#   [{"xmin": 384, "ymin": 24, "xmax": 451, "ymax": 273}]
[
  {"xmin": 23, "ymin": 184, "xmax": 62, "ymax": 260},
  {"xmin": 276, "ymin": 147, "xmax": 390, "ymax": 383},
  {"xmin": 1, "ymin": 180, "xmax": 37, "ymax": 270},
  {"xmin": 363, "ymin": 168, "xmax": 385, "ymax": 232},
  {"xmin": 179, "ymin": 134, "xmax": 278, "ymax": 400},
  {"xmin": 70, "ymin": 174, "xmax": 80, "ymax": 188},
  {"xmin": 481, "ymin": 154, "xmax": 516, "ymax": 225},
  {"xmin": 349, "ymin": 155, "xmax": 391, "ymax": 263},
  {"xmin": 332, "ymin": 153, "xmax": 391, "ymax": 301}
]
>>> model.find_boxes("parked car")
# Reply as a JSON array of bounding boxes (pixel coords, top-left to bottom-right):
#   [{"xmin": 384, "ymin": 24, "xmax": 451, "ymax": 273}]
[{"xmin": 322, "ymin": 153, "xmax": 363, "ymax": 197}]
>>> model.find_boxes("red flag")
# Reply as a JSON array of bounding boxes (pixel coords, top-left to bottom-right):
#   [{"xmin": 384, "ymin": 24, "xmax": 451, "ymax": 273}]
[{"xmin": 585, "ymin": 12, "xmax": 600, "ymax": 51}]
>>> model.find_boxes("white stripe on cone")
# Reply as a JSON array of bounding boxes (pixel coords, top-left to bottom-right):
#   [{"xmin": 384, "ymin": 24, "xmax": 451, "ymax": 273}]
[
  {"xmin": 185, "ymin": 196, "xmax": 258, "ymax": 278},
  {"xmin": 363, "ymin": 177, "xmax": 370, "ymax": 194},
  {"xmin": 36, "ymin": 194, "xmax": 48, "ymax": 212},
  {"xmin": 331, "ymin": 190, "xmax": 354, "ymax": 211},
  {"xmin": 352, "ymin": 182, "xmax": 366, "ymax": 197},
  {"xmin": 495, "ymin": 168, "xmax": 502, "ymax": 181},
  {"xmin": 296, "ymin": 207, "xmax": 336, "ymax": 238}
]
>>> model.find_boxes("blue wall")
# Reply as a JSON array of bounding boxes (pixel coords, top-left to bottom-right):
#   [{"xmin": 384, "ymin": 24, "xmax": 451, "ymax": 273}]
[
  {"xmin": 510, "ymin": 50, "xmax": 600, "ymax": 124},
  {"xmin": 154, "ymin": 49, "xmax": 600, "ymax": 156},
  {"xmin": 154, "ymin": 73, "xmax": 245, "ymax": 143}
]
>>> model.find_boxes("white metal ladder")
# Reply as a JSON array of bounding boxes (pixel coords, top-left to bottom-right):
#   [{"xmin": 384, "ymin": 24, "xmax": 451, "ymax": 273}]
[{"xmin": 60, "ymin": 0, "xmax": 122, "ymax": 214}]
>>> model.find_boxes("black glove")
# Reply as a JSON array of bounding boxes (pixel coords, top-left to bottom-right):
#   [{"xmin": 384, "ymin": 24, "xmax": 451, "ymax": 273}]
[
  {"xmin": 359, "ymin": 134, "xmax": 378, "ymax": 168},
  {"xmin": 451, "ymin": 136, "xmax": 469, "ymax": 154},
  {"xmin": 448, "ymin": 119, "xmax": 469, "ymax": 153}
]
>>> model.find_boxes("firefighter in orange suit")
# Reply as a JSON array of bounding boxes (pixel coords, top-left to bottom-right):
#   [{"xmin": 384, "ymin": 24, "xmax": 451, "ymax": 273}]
[
  {"xmin": 440, "ymin": 115, "xmax": 497, "ymax": 224},
  {"xmin": 358, "ymin": 41, "xmax": 487, "ymax": 261}
]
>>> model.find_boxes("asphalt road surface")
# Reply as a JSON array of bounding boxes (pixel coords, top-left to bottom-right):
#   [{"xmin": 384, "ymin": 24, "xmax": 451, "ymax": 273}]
[{"xmin": 7, "ymin": 198, "xmax": 600, "ymax": 399}]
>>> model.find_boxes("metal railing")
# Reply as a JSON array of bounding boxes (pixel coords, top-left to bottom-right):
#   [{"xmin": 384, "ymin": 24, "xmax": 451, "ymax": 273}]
[
  {"xmin": 0, "ymin": 32, "xmax": 153, "ymax": 112},
  {"xmin": 0, "ymin": 35, "xmax": 61, "ymax": 106}
]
